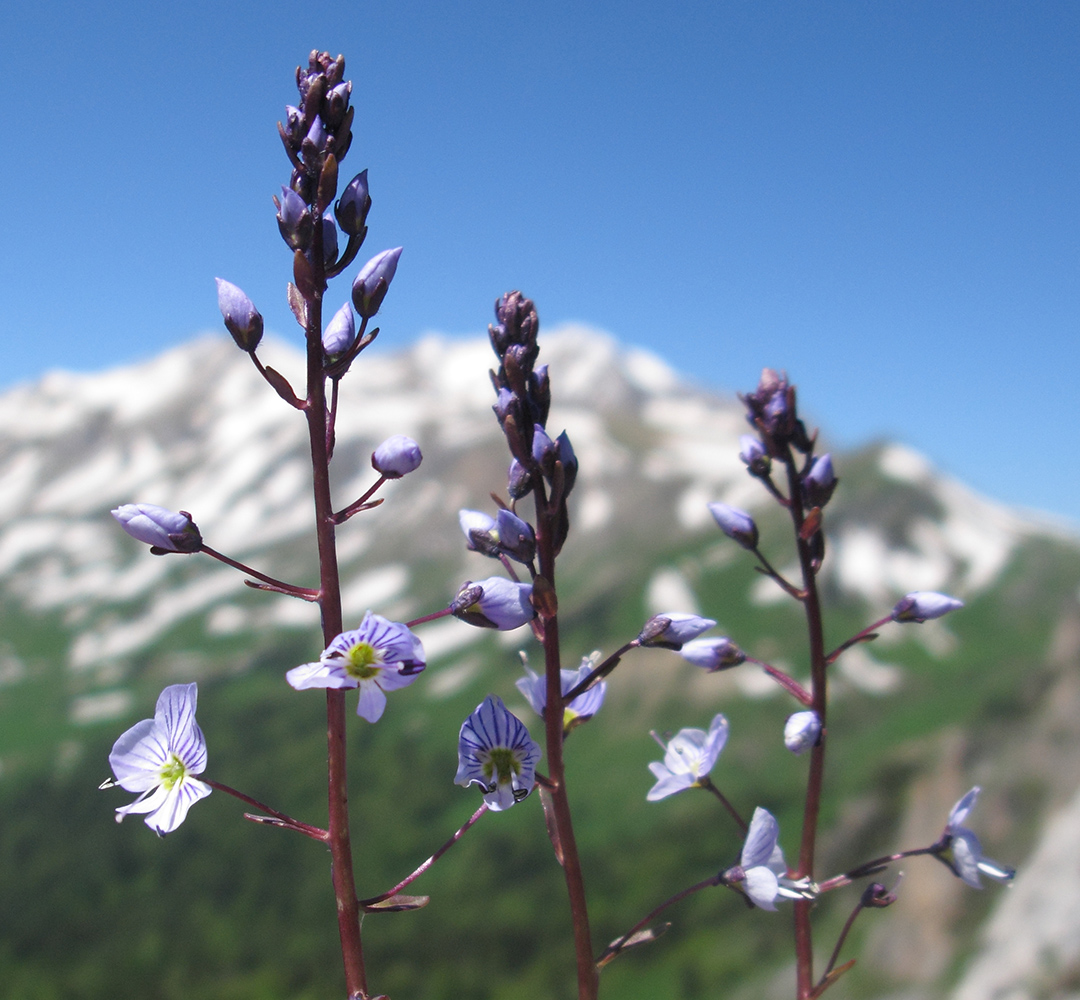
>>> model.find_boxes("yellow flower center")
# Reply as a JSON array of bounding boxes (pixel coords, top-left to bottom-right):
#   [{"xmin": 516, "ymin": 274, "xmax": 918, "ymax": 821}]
[
  {"xmin": 343, "ymin": 641, "xmax": 382, "ymax": 680},
  {"xmin": 482, "ymin": 747, "xmax": 520, "ymax": 786},
  {"xmin": 157, "ymin": 752, "xmax": 189, "ymax": 790}
]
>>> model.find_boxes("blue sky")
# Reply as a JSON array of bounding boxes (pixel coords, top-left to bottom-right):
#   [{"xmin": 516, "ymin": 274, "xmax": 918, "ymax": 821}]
[{"xmin": 3, "ymin": 2, "xmax": 1078, "ymax": 523}]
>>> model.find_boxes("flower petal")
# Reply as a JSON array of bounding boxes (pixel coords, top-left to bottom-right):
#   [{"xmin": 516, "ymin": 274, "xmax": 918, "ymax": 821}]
[
  {"xmin": 356, "ymin": 680, "xmax": 388, "ymax": 722},
  {"xmin": 742, "ymin": 807, "xmax": 780, "ymax": 869},
  {"xmin": 146, "ymin": 778, "xmax": 212, "ymax": 835},
  {"xmin": 286, "ymin": 660, "xmax": 356, "ymax": 691},
  {"xmin": 109, "ymin": 718, "xmax": 168, "ymax": 792},
  {"xmin": 155, "ymin": 683, "xmax": 207, "ymax": 774},
  {"xmin": 744, "ymin": 866, "xmax": 780, "ymax": 911}
]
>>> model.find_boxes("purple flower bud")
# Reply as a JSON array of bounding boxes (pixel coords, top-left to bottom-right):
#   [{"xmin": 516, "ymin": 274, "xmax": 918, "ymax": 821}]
[
  {"xmin": 111, "ymin": 503, "xmax": 202, "ymax": 554},
  {"xmin": 305, "ymin": 114, "xmax": 328, "ymax": 152},
  {"xmin": 639, "ymin": 613, "xmax": 717, "ymax": 650},
  {"xmin": 215, "ymin": 279, "xmax": 264, "ymax": 352},
  {"xmin": 494, "ymin": 508, "xmax": 536, "ymax": 564},
  {"xmin": 371, "ymin": 435, "xmax": 422, "ymax": 478},
  {"xmin": 739, "ymin": 435, "xmax": 771, "ymax": 476},
  {"xmin": 352, "ymin": 247, "xmax": 402, "ymax": 319},
  {"xmin": 324, "ymin": 82, "xmax": 351, "ymax": 127},
  {"xmin": 507, "ymin": 458, "xmax": 532, "ymax": 500},
  {"xmin": 532, "ymin": 423, "xmax": 555, "ymax": 473},
  {"xmin": 335, "ymin": 170, "xmax": 371, "ymax": 237},
  {"xmin": 322, "ymin": 302, "xmax": 355, "ymax": 357},
  {"xmin": 891, "ymin": 592, "xmax": 964, "ymax": 623},
  {"xmin": 784, "ymin": 711, "xmax": 822, "ymax": 755},
  {"xmin": 459, "ymin": 509, "xmax": 500, "ymax": 556},
  {"xmin": 803, "ymin": 454, "xmax": 837, "ymax": 508},
  {"xmin": 556, "ymin": 431, "xmax": 578, "ymax": 495},
  {"xmin": 276, "ymin": 185, "xmax": 312, "ymax": 251},
  {"xmin": 452, "ymin": 577, "xmax": 535, "ymax": 631},
  {"xmin": 679, "ymin": 637, "xmax": 746, "ymax": 671},
  {"xmin": 708, "ymin": 502, "xmax": 759, "ymax": 549},
  {"xmin": 322, "ymin": 216, "xmax": 339, "ymax": 264}
]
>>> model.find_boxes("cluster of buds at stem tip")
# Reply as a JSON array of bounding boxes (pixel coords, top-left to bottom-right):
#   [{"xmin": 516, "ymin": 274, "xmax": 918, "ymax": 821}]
[
  {"xmin": 740, "ymin": 369, "xmax": 813, "ymax": 456},
  {"xmin": 487, "ymin": 292, "xmax": 577, "ymax": 552},
  {"xmin": 111, "ymin": 504, "xmax": 203, "ymax": 554}
]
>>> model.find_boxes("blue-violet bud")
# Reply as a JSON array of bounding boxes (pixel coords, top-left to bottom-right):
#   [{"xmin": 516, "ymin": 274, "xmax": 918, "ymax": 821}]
[
  {"xmin": 336, "ymin": 170, "xmax": 371, "ymax": 237},
  {"xmin": 215, "ymin": 278, "xmax": 264, "ymax": 352},
  {"xmin": 322, "ymin": 302, "xmax": 355, "ymax": 357},
  {"xmin": 708, "ymin": 502, "xmax": 759, "ymax": 549},
  {"xmin": 803, "ymin": 454, "xmax": 837, "ymax": 508},
  {"xmin": 459, "ymin": 509, "xmax": 500, "ymax": 556},
  {"xmin": 532, "ymin": 423, "xmax": 556, "ymax": 474},
  {"xmin": 639, "ymin": 613, "xmax": 717, "ymax": 650},
  {"xmin": 111, "ymin": 503, "xmax": 203, "ymax": 554},
  {"xmin": 322, "ymin": 216, "xmax": 339, "ymax": 265},
  {"xmin": 507, "ymin": 458, "xmax": 532, "ymax": 500},
  {"xmin": 371, "ymin": 435, "xmax": 422, "ymax": 478},
  {"xmin": 784, "ymin": 711, "xmax": 822, "ymax": 755},
  {"xmin": 276, "ymin": 185, "xmax": 312, "ymax": 251},
  {"xmin": 495, "ymin": 508, "xmax": 536, "ymax": 564},
  {"xmin": 739, "ymin": 434, "xmax": 771, "ymax": 476},
  {"xmin": 352, "ymin": 247, "xmax": 402, "ymax": 319},
  {"xmin": 891, "ymin": 592, "xmax": 964, "ymax": 623},
  {"xmin": 679, "ymin": 636, "xmax": 746, "ymax": 671}
]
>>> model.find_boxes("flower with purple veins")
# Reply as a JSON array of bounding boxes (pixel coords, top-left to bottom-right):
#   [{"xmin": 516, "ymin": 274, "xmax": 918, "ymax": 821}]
[
  {"xmin": 708, "ymin": 502, "xmax": 759, "ymax": 549},
  {"xmin": 455, "ymin": 694, "xmax": 542, "ymax": 811},
  {"xmin": 891, "ymin": 591, "xmax": 964, "ymax": 623},
  {"xmin": 352, "ymin": 247, "xmax": 402, "ymax": 319},
  {"xmin": 215, "ymin": 278, "xmax": 264, "ymax": 352},
  {"xmin": 372, "ymin": 435, "xmax": 422, "ymax": 478},
  {"xmin": 111, "ymin": 503, "xmax": 202, "ymax": 553},
  {"xmin": 638, "ymin": 613, "xmax": 717, "ymax": 650},
  {"xmin": 322, "ymin": 302, "xmax": 355, "ymax": 356},
  {"xmin": 679, "ymin": 636, "xmax": 746, "ymax": 671},
  {"xmin": 286, "ymin": 612, "xmax": 425, "ymax": 723},
  {"xmin": 106, "ymin": 683, "xmax": 211, "ymax": 836},
  {"xmin": 516, "ymin": 652, "xmax": 607, "ymax": 732},
  {"xmin": 935, "ymin": 786, "xmax": 1016, "ymax": 888},
  {"xmin": 451, "ymin": 577, "xmax": 535, "ymax": 630},
  {"xmin": 646, "ymin": 714, "xmax": 728, "ymax": 800}
]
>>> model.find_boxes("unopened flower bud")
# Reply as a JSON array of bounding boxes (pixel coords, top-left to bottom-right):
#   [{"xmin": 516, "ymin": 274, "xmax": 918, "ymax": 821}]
[
  {"xmin": 495, "ymin": 508, "xmax": 536, "ymax": 564},
  {"xmin": 532, "ymin": 424, "xmax": 555, "ymax": 474},
  {"xmin": 322, "ymin": 302, "xmax": 355, "ymax": 357},
  {"xmin": 639, "ymin": 613, "xmax": 717, "ymax": 650},
  {"xmin": 111, "ymin": 503, "xmax": 202, "ymax": 554},
  {"xmin": 304, "ymin": 115, "xmax": 328, "ymax": 152},
  {"xmin": 336, "ymin": 170, "xmax": 371, "ymax": 237},
  {"xmin": 452, "ymin": 577, "xmax": 535, "ymax": 630},
  {"xmin": 459, "ymin": 509, "xmax": 500, "ymax": 556},
  {"xmin": 679, "ymin": 637, "xmax": 746, "ymax": 671},
  {"xmin": 371, "ymin": 435, "xmax": 422, "ymax": 478},
  {"xmin": 707, "ymin": 502, "xmax": 759, "ymax": 549},
  {"xmin": 507, "ymin": 458, "xmax": 532, "ymax": 500},
  {"xmin": 739, "ymin": 435, "xmax": 771, "ymax": 476},
  {"xmin": 322, "ymin": 216, "xmax": 339, "ymax": 264},
  {"xmin": 276, "ymin": 185, "xmax": 313, "ymax": 250},
  {"xmin": 891, "ymin": 591, "xmax": 964, "ymax": 623},
  {"xmin": 352, "ymin": 247, "xmax": 402, "ymax": 319},
  {"xmin": 784, "ymin": 711, "xmax": 821, "ymax": 755},
  {"xmin": 215, "ymin": 279, "xmax": 264, "ymax": 352},
  {"xmin": 803, "ymin": 454, "xmax": 837, "ymax": 508},
  {"xmin": 556, "ymin": 431, "xmax": 578, "ymax": 495}
]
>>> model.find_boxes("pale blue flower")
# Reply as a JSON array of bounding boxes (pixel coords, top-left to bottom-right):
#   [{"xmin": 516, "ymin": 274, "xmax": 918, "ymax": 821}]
[
  {"xmin": 516, "ymin": 653, "xmax": 607, "ymax": 731},
  {"xmin": 455, "ymin": 694, "xmax": 542, "ymax": 811},
  {"xmin": 286, "ymin": 612, "xmax": 425, "ymax": 722},
  {"xmin": 738, "ymin": 807, "xmax": 787, "ymax": 911},
  {"xmin": 937, "ymin": 786, "xmax": 1016, "ymax": 888},
  {"xmin": 892, "ymin": 591, "xmax": 964, "ymax": 623},
  {"xmin": 647, "ymin": 714, "xmax": 728, "ymax": 801},
  {"xmin": 107, "ymin": 683, "xmax": 211, "ymax": 835}
]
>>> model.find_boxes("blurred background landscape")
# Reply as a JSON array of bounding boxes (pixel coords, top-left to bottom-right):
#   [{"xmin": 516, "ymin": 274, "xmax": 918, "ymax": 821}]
[{"xmin": 0, "ymin": 328, "xmax": 1076, "ymax": 999}]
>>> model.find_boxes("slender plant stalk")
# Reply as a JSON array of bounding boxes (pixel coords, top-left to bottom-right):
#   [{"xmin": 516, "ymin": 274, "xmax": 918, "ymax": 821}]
[
  {"xmin": 303, "ymin": 231, "xmax": 367, "ymax": 998},
  {"xmin": 783, "ymin": 448, "xmax": 828, "ymax": 1000},
  {"xmin": 535, "ymin": 485, "xmax": 598, "ymax": 1000}
]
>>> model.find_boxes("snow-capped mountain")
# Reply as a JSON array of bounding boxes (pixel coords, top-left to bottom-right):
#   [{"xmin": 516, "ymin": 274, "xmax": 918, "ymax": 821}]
[{"xmin": 0, "ymin": 326, "xmax": 1078, "ymax": 1000}]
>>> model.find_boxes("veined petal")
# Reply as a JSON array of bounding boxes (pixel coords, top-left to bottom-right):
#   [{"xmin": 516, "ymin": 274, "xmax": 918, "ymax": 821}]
[
  {"xmin": 742, "ymin": 807, "xmax": 780, "ymax": 869},
  {"xmin": 744, "ymin": 866, "xmax": 780, "ymax": 911},
  {"xmin": 155, "ymin": 683, "xmax": 206, "ymax": 774},
  {"xmin": 286, "ymin": 660, "xmax": 356, "ymax": 691},
  {"xmin": 950, "ymin": 830, "xmax": 986, "ymax": 889},
  {"xmin": 948, "ymin": 786, "xmax": 981, "ymax": 832},
  {"xmin": 373, "ymin": 667, "xmax": 421, "ymax": 693},
  {"xmin": 356, "ymin": 680, "xmax": 388, "ymax": 723},
  {"xmin": 109, "ymin": 719, "xmax": 168, "ymax": 791},
  {"xmin": 484, "ymin": 782, "xmax": 519, "ymax": 812},
  {"xmin": 146, "ymin": 777, "xmax": 212, "ymax": 835},
  {"xmin": 647, "ymin": 769, "xmax": 694, "ymax": 801}
]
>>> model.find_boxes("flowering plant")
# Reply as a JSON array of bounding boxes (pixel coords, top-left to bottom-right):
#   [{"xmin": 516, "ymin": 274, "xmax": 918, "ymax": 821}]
[{"xmin": 99, "ymin": 49, "xmax": 1015, "ymax": 1000}]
